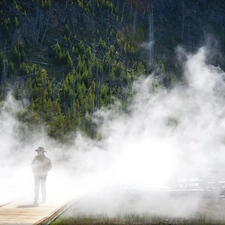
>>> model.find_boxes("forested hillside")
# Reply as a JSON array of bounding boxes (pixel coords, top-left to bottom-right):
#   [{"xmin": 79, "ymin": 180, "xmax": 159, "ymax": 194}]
[{"xmin": 0, "ymin": 0, "xmax": 225, "ymax": 142}]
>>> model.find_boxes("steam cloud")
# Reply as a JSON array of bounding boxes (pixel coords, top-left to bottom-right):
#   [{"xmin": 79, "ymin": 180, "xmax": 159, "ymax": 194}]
[{"xmin": 1, "ymin": 45, "xmax": 225, "ymax": 218}]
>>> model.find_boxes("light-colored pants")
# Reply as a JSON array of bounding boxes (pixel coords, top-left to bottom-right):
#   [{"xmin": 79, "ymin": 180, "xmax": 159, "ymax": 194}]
[{"xmin": 34, "ymin": 176, "xmax": 47, "ymax": 203}]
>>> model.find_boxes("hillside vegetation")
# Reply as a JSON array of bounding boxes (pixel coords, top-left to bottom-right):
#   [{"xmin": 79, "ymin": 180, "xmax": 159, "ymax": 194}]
[{"xmin": 0, "ymin": 0, "xmax": 224, "ymax": 142}]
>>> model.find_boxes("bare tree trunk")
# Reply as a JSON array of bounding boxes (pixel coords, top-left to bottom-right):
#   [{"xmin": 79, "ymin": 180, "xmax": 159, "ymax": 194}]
[
  {"xmin": 149, "ymin": 0, "xmax": 154, "ymax": 65},
  {"xmin": 40, "ymin": 11, "xmax": 50, "ymax": 47},
  {"xmin": 121, "ymin": 0, "xmax": 126, "ymax": 23},
  {"xmin": 181, "ymin": 0, "xmax": 185, "ymax": 40},
  {"xmin": 2, "ymin": 42, "xmax": 8, "ymax": 91},
  {"xmin": 17, "ymin": 40, "xmax": 20, "ymax": 63},
  {"xmin": 72, "ymin": 68, "xmax": 76, "ymax": 114},
  {"xmin": 36, "ymin": 2, "xmax": 40, "ymax": 44},
  {"xmin": 111, "ymin": 0, "xmax": 114, "ymax": 15},
  {"xmin": 36, "ymin": 5, "xmax": 44, "ymax": 45}
]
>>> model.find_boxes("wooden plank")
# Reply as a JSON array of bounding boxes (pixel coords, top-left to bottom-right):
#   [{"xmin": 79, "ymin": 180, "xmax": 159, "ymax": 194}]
[{"xmin": 0, "ymin": 194, "xmax": 77, "ymax": 225}]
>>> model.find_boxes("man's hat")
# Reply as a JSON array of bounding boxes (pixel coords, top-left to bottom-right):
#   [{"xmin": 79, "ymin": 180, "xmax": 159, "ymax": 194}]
[{"xmin": 35, "ymin": 146, "xmax": 46, "ymax": 152}]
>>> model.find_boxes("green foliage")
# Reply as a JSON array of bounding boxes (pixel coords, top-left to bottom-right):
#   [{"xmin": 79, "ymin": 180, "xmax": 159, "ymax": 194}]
[
  {"xmin": 77, "ymin": 0, "xmax": 91, "ymax": 13},
  {"xmin": 0, "ymin": 0, "xmax": 153, "ymax": 142},
  {"xmin": 64, "ymin": 108, "xmax": 75, "ymax": 134},
  {"xmin": 66, "ymin": 51, "xmax": 73, "ymax": 69},
  {"xmin": 76, "ymin": 41, "xmax": 85, "ymax": 56},
  {"xmin": 41, "ymin": 0, "xmax": 51, "ymax": 10},
  {"xmin": 64, "ymin": 24, "xmax": 71, "ymax": 37},
  {"xmin": 53, "ymin": 42, "xmax": 63, "ymax": 63},
  {"xmin": 20, "ymin": 49, "xmax": 26, "ymax": 62},
  {"xmin": 14, "ymin": 1, "xmax": 22, "ymax": 10},
  {"xmin": 8, "ymin": 61, "xmax": 15, "ymax": 77},
  {"xmin": 2, "ymin": 17, "xmax": 10, "ymax": 32},
  {"xmin": 12, "ymin": 46, "xmax": 19, "ymax": 62},
  {"xmin": 99, "ymin": 84, "xmax": 110, "ymax": 107},
  {"xmin": 14, "ymin": 17, "xmax": 19, "ymax": 28},
  {"xmin": 19, "ymin": 62, "xmax": 29, "ymax": 75},
  {"xmin": 47, "ymin": 99, "xmax": 64, "ymax": 140},
  {"xmin": 98, "ymin": 37, "xmax": 106, "ymax": 49}
]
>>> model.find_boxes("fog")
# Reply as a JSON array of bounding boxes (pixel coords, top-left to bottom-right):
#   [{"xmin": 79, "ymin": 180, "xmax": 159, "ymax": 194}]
[{"xmin": 1, "ymin": 45, "xmax": 225, "ymax": 218}]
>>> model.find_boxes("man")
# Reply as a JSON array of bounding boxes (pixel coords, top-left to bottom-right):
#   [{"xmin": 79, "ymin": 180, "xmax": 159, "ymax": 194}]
[{"xmin": 32, "ymin": 147, "xmax": 52, "ymax": 205}]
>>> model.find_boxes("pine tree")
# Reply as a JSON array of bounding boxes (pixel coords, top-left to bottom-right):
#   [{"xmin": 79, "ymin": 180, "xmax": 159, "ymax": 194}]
[
  {"xmin": 66, "ymin": 51, "xmax": 73, "ymax": 69},
  {"xmin": 20, "ymin": 49, "xmax": 26, "ymax": 62},
  {"xmin": 14, "ymin": 17, "xmax": 19, "ymax": 27},
  {"xmin": 12, "ymin": 46, "xmax": 18, "ymax": 62},
  {"xmin": 64, "ymin": 108, "xmax": 74, "ymax": 134},
  {"xmin": 53, "ymin": 42, "xmax": 63, "ymax": 64},
  {"xmin": 74, "ymin": 99, "xmax": 82, "ymax": 130},
  {"xmin": 19, "ymin": 62, "xmax": 28, "ymax": 75},
  {"xmin": 47, "ymin": 97, "xmax": 65, "ymax": 140}
]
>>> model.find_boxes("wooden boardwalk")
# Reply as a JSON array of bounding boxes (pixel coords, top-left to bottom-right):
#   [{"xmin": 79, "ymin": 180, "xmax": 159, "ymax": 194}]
[{"xmin": 0, "ymin": 194, "xmax": 78, "ymax": 225}]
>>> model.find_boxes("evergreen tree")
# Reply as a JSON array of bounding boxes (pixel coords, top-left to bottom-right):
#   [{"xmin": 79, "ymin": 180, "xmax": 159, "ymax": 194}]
[
  {"xmin": 20, "ymin": 49, "xmax": 26, "ymax": 62},
  {"xmin": 53, "ymin": 42, "xmax": 63, "ymax": 64},
  {"xmin": 12, "ymin": 46, "xmax": 18, "ymax": 62},
  {"xmin": 66, "ymin": 51, "xmax": 73, "ymax": 69}
]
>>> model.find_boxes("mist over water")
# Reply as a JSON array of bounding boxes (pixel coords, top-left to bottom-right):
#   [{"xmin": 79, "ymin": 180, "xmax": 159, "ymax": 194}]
[{"xmin": 1, "ymin": 45, "xmax": 225, "ymax": 218}]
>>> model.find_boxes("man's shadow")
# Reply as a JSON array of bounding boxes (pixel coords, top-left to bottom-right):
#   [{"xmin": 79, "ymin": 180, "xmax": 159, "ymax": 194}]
[
  {"xmin": 17, "ymin": 201, "xmax": 46, "ymax": 208},
  {"xmin": 17, "ymin": 204, "xmax": 39, "ymax": 208}
]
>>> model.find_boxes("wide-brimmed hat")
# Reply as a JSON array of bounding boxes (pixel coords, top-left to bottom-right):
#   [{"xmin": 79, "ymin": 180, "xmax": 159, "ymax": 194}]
[{"xmin": 35, "ymin": 147, "xmax": 46, "ymax": 152}]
